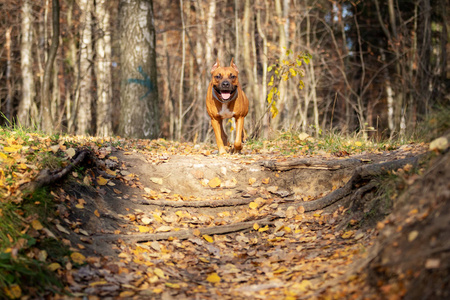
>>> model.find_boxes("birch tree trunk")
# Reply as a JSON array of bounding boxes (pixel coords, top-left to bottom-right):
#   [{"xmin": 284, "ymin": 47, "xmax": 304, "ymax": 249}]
[
  {"xmin": 95, "ymin": 0, "xmax": 113, "ymax": 137},
  {"xmin": 41, "ymin": 0, "xmax": 60, "ymax": 133},
  {"xmin": 119, "ymin": 0, "xmax": 160, "ymax": 139},
  {"xmin": 272, "ymin": 0, "xmax": 287, "ymax": 130},
  {"xmin": 19, "ymin": 0, "xmax": 37, "ymax": 127},
  {"xmin": 76, "ymin": 0, "xmax": 93, "ymax": 135}
]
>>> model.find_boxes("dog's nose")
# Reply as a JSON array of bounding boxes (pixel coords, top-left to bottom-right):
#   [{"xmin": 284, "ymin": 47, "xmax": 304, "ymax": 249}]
[{"xmin": 221, "ymin": 81, "xmax": 231, "ymax": 89}]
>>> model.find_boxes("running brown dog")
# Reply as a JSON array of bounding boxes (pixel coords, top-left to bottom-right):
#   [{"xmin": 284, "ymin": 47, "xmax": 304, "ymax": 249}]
[{"xmin": 206, "ymin": 59, "xmax": 249, "ymax": 154}]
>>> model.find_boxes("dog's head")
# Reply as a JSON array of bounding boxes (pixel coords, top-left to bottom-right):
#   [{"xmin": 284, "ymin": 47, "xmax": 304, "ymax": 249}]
[{"xmin": 210, "ymin": 59, "xmax": 239, "ymax": 102}]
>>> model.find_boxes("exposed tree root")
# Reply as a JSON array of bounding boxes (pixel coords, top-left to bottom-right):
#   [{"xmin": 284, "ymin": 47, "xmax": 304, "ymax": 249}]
[
  {"xmin": 99, "ymin": 155, "xmax": 422, "ymax": 243},
  {"xmin": 21, "ymin": 149, "xmax": 89, "ymax": 193},
  {"xmin": 133, "ymin": 198, "xmax": 256, "ymax": 208},
  {"xmin": 97, "ymin": 216, "xmax": 276, "ymax": 243},
  {"xmin": 260, "ymin": 157, "xmax": 363, "ymax": 171}
]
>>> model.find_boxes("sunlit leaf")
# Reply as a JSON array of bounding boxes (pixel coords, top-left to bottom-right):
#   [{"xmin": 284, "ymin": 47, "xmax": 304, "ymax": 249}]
[
  {"xmin": 249, "ymin": 202, "xmax": 258, "ymax": 209},
  {"xmin": 208, "ymin": 177, "xmax": 221, "ymax": 188},
  {"xmin": 119, "ymin": 291, "xmax": 136, "ymax": 298},
  {"xmin": 70, "ymin": 252, "xmax": 86, "ymax": 264},
  {"xmin": 206, "ymin": 272, "xmax": 221, "ymax": 283},
  {"xmin": 203, "ymin": 234, "xmax": 214, "ymax": 243}
]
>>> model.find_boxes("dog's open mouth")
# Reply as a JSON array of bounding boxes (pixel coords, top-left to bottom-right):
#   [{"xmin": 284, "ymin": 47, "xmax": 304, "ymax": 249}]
[{"xmin": 214, "ymin": 87, "xmax": 237, "ymax": 102}]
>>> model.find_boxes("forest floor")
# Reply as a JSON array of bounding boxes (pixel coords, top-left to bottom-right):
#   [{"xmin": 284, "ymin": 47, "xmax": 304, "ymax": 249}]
[{"xmin": 1, "ymin": 131, "xmax": 449, "ymax": 299}]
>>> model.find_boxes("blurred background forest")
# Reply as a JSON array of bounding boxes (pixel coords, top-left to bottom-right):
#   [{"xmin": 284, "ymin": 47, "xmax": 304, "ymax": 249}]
[{"xmin": 0, "ymin": 0, "xmax": 448, "ymax": 141}]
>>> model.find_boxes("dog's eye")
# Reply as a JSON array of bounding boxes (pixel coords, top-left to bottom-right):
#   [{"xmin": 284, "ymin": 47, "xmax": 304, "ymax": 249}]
[
  {"xmin": 230, "ymin": 75, "xmax": 236, "ymax": 80},
  {"xmin": 214, "ymin": 75, "xmax": 222, "ymax": 80}
]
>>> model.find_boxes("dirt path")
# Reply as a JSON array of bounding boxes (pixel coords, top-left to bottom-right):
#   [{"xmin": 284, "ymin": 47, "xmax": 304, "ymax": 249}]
[{"xmin": 47, "ymin": 144, "xmax": 449, "ymax": 299}]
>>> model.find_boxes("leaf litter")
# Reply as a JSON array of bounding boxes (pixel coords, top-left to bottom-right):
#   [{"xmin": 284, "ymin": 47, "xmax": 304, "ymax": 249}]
[{"xmin": 2, "ymin": 129, "xmax": 448, "ymax": 299}]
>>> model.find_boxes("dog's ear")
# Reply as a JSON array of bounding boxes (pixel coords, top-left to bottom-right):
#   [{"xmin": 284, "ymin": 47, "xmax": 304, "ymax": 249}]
[
  {"xmin": 230, "ymin": 58, "xmax": 239, "ymax": 73},
  {"xmin": 211, "ymin": 59, "xmax": 220, "ymax": 74}
]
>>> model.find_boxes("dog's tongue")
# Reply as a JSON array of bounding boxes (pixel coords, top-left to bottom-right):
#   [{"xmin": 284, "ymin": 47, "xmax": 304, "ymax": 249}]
[{"xmin": 221, "ymin": 92, "xmax": 231, "ymax": 100}]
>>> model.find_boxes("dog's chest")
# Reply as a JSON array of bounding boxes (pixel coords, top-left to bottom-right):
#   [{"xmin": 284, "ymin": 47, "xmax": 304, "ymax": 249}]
[{"xmin": 218, "ymin": 103, "xmax": 234, "ymax": 119}]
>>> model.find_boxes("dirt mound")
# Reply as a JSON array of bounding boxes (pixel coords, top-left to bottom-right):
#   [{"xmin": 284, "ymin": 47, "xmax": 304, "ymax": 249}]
[
  {"xmin": 40, "ymin": 143, "xmax": 448, "ymax": 298},
  {"xmin": 366, "ymin": 151, "xmax": 450, "ymax": 299}
]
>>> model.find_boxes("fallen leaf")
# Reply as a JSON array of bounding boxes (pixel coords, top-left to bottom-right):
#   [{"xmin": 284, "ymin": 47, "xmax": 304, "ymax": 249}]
[
  {"xmin": 4, "ymin": 284, "xmax": 21, "ymax": 299},
  {"xmin": 248, "ymin": 177, "xmax": 257, "ymax": 185},
  {"xmin": 48, "ymin": 262, "xmax": 62, "ymax": 271},
  {"xmin": 249, "ymin": 202, "xmax": 258, "ymax": 209},
  {"xmin": 94, "ymin": 210, "xmax": 100, "ymax": 217},
  {"xmin": 138, "ymin": 226, "xmax": 151, "ymax": 233},
  {"xmin": 3, "ymin": 145, "xmax": 23, "ymax": 153},
  {"xmin": 208, "ymin": 177, "xmax": 221, "ymax": 188},
  {"xmin": 97, "ymin": 176, "xmax": 108, "ymax": 186},
  {"xmin": 203, "ymin": 234, "xmax": 214, "ymax": 243},
  {"xmin": 56, "ymin": 224, "xmax": 70, "ymax": 235},
  {"xmin": 119, "ymin": 291, "xmax": 136, "ymax": 298},
  {"xmin": 341, "ymin": 231, "xmax": 354, "ymax": 239},
  {"xmin": 65, "ymin": 148, "xmax": 76, "ymax": 158},
  {"xmin": 150, "ymin": 177, "xmax": 163, "ymax": 185},
  {"xmin": 154, "ymin": 268, "xmax": 166, "ymax": 279},
  {"xmin": 70, "ymin": 252, "xmax": 86, "ymax": 264},
  {"xmin": 253, "ymin": 223, "xmax": 260, "ymax": 230},
  {"xmin": 408, "ymin": 230, "xmax": 419, "ymax": 242},
  {"xmin": 206, "ymin": 272, "xmax": 221, "ymax": 283},
  {"xmin": 31, "ymin": 219, "xmax": 43, "ymax": 230}
]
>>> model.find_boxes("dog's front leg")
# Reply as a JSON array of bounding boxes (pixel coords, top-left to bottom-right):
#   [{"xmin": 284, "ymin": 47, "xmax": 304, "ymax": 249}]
[
  {"xmin": 233, "ymin": 116, "xmax": 245, "ymax": 153},
  {"xmin": 211, "ymin": 118, "xmax": 227, "ymax": 155}
]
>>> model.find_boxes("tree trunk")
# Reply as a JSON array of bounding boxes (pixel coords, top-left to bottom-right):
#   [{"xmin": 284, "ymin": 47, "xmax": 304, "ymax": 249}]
[
  {"xmin": 19, "ymin": 0, "xmax": 37, "ymax": 127},
  {"xmin": 95, "ymin": 0, "xmax": 113, "ymax": 137},
  {"xmin": 5, "ymin": 27, "xmax": 13, "ymax": 122},
  {"xmin": 118, "ymin": 0, "xmax": 160, "ymax": 139},
  {"xmin": 177, "ymin": 0, "xmax": 186, "ymax": 141},
  {"xmin": 77, "ymin": 0, "xmax": 93, "ymax": 135},
  {"xmin": 41, "ymin": 0, "xmax": 60, "ymax": 133},
  {"xmin": 256, "ymin": 0, "xmax": 269, "ymax": 138}
]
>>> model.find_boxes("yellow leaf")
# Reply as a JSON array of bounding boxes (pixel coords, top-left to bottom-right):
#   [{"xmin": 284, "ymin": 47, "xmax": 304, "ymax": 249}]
[
  {"xmin": 249, "ymin": 202, "xmax": 258, "ymax": 210},
  {"xmin": 408, "ymin": 230, "xmax": 419, "ymax": 242},
  {"xmin": 165, "ymin": 282, "xmax": 181, "ymax": 289},
  {"xmin": 138, "ymin": 226, "xmax": 151, "ymax": 233},
  {"xmin": 253, "ymin": 223, "xmax": 260, "ymax": 230},
  {"xmin": 206, "ymin": 272, "xmax": 221, "ymax": 283},
  {"xmin": 31, "ymin": 219, "xmax": 43, "ymax": 230},
  {"xmin": 341, "ymin": 231, "xmax": 354, "ymax": 239},
  {"xmin": 75, "ymin": 203, "xmax": 84, "ymax": 209},
  {"xmin": 293, "ymin": 279, "xmax": 312, "ymax": 292},
  {"xmin": 258, "ymin": 225, "xmax": 269, "ymax": 232},
  {"xmin": 193, "ymin": 229, "xmax": 201, "ymax": 236},
  {"xmin": 70, "ymin": 252, "xmax": 86, "ymax": 264},
  {"xmin": 3, "ymin": 145, "xmax": 22, "ymax": 153},
  {"xmin": 0, "ymin": 152, "xmax": 8, "ymax": 160},
  {"xmin": 90, "ymin": 280, "xmax": 108, "ymax": 286},
  {"xmin": 248, "ymin": 177, "xmax": 256, "ymax": 185},
  {"xmin": 94, "ymin": 210, "xmax": 100, "ymax": 217},
  {"xmin": 273, "ymin": 267, "xmax": 287, "ymax": 274},
  {"xmin": 106, "ymin": 169, "xmax": 117, "ymax": 176},
  {"xmin": 208, "ymin": 177, "xmax": 221, "ymax": 188},
  {"xmin": 154, "ymin": 268, "xmax": 166, "ymax": 278},
  {"xmin": 48, "ymin": 262, "xmax": 61, "ymax": 271},
  {"xmin": 4, "ymin": 284, "xmax": 21, "ymax": 299},
  {"xmin": 262, "ymin": 177, "xmax": 270, "ymax": 184},
  {"xmin": 97, "ymin": 176, "xmax": 108, "ymax": 186},
  {"xmin": 119, "ymin": 291, "xmax": 136, "ymax": 298},
  {"xmin": 355, "ymin": 141, "xmax": 362, "ymax": 147},
  {"xmin": 202, "ymin": 234, "xmax": 214, "ymax": 243}
]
